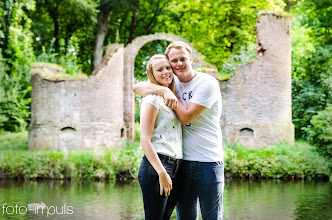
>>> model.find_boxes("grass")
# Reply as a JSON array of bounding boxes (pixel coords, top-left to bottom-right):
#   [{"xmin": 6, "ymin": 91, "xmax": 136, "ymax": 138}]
[
  {"xmin": 0, "ymin": 132, "xmax": 331, "ymax": 181},
  {"xmin": 0, "ymin": 133, "xmax": 143, "ymax": 180}
]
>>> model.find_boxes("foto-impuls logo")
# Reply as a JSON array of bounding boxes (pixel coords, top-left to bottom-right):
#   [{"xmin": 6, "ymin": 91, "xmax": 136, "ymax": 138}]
[{"xmin": 2, "ymin": 203, "xmax": 74, "ymax": 217}]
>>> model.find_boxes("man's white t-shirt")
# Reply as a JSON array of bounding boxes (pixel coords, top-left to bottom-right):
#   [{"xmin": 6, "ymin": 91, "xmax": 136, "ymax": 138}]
[
  {"xmin": 140, "ymin": 94, "xmax": 183, "ymax": 159},
  {"xmin": 174, "ymin": 72, "xmax": 223, "ymax": 162}
]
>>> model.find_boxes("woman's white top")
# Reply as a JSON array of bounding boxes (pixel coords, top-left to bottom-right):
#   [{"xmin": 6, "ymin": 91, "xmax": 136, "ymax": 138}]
[{"xmin": 140, "ymin": 94, "xmax": 182, "ymax": 159}]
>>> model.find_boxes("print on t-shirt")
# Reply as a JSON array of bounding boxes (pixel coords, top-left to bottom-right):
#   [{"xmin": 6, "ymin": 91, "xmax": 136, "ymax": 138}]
[{"xmin": 177, "ymin": 89, "xmax": 193, "ymax": 127}]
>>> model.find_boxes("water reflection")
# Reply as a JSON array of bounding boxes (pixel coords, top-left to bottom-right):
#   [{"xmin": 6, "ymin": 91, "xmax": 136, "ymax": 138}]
[
  {"xmin": 224, "ymin": 179, "xmax": 332, "ymax": 220},
  {"xmin": 0, "ymin": 179, "xmax": 331, "ymax": 219}
]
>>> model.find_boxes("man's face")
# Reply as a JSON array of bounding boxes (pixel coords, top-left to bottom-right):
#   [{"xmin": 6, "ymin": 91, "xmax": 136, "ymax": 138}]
[{"xmin": 167, "ymin": 48, "xmax": 192, "ymax": 77}]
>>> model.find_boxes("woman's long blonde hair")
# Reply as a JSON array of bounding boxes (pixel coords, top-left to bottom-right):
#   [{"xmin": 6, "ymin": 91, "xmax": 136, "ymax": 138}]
[{"xmin": 146, "ymin": 54, "xmax": 176, "ymax": 94}]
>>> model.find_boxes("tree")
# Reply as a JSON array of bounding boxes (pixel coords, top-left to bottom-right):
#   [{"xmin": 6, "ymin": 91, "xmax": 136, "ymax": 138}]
[
  {"xmin": 157, "ymin": 0, "xmax": 285, "ymax": 71},
  {"xmin": 291, "ymin": 0, "xmax": 332, "ymax": 142},
  {"xmin": 284, "ymin": 0, "xmax": 298, "ymax": 12},
  {"xmin": 0, "ymin": 0, "xmax": 36, "ymax": 131},
  {"xmin": 30, "ymin": 0, "xmax": 98, "ymax": 72},
  {"xmin": 92, "ymin": 0, "xmax": 172, "ymax": 69},
  {"xmin": 92, "ymin": 0, "xmax": 131, "ymax": 70}
]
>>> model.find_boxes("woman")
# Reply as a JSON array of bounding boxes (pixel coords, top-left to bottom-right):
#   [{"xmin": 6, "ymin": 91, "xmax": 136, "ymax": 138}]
[{"xmin": 138, "ymin": 54, "xmax": 182, "ymax": 220}]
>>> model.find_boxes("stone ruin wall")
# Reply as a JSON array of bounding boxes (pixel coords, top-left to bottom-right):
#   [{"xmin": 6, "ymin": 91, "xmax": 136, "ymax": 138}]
[
  {"xmin": 28, "ymin": 44, "xmax": 126, "ymax": 150},
  {"xmin": 28, "ymin": 12, "xmax": 294, "ymax": 150},
  {"xmin": 219, "ymin": 13, "xmax": 294, "ymax": 147}
]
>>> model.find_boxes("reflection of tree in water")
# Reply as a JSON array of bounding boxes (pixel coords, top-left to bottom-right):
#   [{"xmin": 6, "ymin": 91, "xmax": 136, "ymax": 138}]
[{"xmin": 294, "ymin": 182, "xmax": 332, "ymax": 220}]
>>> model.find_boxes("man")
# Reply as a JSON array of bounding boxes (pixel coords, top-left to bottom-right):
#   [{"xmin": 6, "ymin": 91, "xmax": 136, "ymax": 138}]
[{"xmin": 133, "ymin": 41, "xmax": 224, "ymax": 220}]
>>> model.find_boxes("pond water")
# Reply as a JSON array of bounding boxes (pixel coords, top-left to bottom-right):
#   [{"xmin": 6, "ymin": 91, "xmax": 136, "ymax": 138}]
[{"xmin": 0, "ymin": 179, "xmax": 331, "ymax": 220}]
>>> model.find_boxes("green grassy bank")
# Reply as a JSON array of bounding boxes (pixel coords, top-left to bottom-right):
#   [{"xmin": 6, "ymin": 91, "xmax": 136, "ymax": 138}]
[{"xmin": 0, "ymin": 132, "xmax": 331, "ymax": 180}]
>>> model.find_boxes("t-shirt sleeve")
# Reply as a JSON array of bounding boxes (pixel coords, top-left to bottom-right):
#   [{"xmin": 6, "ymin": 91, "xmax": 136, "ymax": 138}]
[
  {"xmin": 191, "ymin": 77, "xmax": 219, "ymax": 108},
  {"xmin": 141, "ymin": 94, "xmax": 159, "ymax": 111}
]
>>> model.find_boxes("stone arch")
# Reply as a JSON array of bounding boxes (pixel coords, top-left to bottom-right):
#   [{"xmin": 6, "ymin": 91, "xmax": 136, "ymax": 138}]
[{"xmin": 123, "ymin": 33, "xmax": 211, "ymax": 140}]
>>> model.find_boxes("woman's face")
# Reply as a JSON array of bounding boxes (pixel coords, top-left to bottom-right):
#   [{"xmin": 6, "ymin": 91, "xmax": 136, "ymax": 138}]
[{"xmin": 151, "ymin": 58, "xmax": 173, "ymax": 87}]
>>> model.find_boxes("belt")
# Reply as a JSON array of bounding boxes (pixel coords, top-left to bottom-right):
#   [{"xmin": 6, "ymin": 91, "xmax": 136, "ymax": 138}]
[{"xmin": 158, "ymin": 153, "xmax": 179, "ymax": 162}]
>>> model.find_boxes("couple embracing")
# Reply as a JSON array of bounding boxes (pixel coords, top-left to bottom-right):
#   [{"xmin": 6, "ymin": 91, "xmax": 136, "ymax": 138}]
[{"xmin": 134, "ymin": 41, "xmax": 224, "ymax": 220}]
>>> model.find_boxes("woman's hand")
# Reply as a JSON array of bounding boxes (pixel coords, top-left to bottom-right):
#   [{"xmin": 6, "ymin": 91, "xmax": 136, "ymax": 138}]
[{"xmin": 158, "ymin": 171, "xmax": 172, "ymax": 196}]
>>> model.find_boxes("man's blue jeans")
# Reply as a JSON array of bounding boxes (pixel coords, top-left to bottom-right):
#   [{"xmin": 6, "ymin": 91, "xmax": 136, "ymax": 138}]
[{"xmin": 175, "ymin": 160, "xmax": 224, "ymax": 220}]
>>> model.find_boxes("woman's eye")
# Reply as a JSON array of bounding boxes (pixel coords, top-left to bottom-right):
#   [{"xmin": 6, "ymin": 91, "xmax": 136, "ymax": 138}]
[{"xmin": 166, "ymin": 67, "xmax": 170, "ymax": 70}]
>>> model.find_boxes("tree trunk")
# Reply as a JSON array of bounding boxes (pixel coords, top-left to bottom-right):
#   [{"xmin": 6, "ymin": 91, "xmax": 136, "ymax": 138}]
[
  {"xmin": 284, "ymin": 0, "xmax": 298, "ymax": 12},
  {"xmin": 127, "ymin": 0, "xmax": 140, "ymax": 44},
  {"xmin": 45, "ymin": 0, "xmax": 62, "ymax": 51},
  {"xmin": 127, "ymin": 10, "xmax": 138, "ymax": 44},
  {"xmin": 53, "ymin": 14, "xmax": 59, "ymax": 48},
  {"xmin": 92, "ymin": 8, "xmax": 112, "ymax": 70},
  {"xmin": 2, "ymin": 0, "xmax": 13, "ymax": 60}
]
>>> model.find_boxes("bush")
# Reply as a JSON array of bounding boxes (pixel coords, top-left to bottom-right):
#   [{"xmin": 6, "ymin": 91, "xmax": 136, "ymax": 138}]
[
  {"xmin": 0, "ymin": 133, "xmax": 330, "ymax": 181},
  {"xmin": 0, "ymin": 132, "xmax": 28, "ymax": 150},
  {"xmin": 219, "ymin": 44, "xmax": 256, "ymax": 76},
  {"xmin": 0, "ymin": 141, "xmax": 143, "ymax": 180},
  {"xmin": 0, "ymin": 1, "xmax": 35, "ymax": 132},
  {"xmin": 304, "ymin": 105, "xmax": 332, "ymax": 157},
  {"xmin": 292, "ymin": 80, "xmax": 328, "ymax": 140},
  {"xmin": 36, "ymin": 37, "xmax": 83, "ymax": 75},
  {"xmin": 224, "ymin": 141, "xmax": 331, "ymax": 180}
]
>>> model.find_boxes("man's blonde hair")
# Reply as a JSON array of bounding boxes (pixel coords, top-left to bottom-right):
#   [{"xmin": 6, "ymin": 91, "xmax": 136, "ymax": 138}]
[
  {"xmin": 146, "ymin": 54, "xmax": 175, "ymax": 93},
  {"xmin": 165, "ymin": 41, "xmax": 192, "ymax": 58}
]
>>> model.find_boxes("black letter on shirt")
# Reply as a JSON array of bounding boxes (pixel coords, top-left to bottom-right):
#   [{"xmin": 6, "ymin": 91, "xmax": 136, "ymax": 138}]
[
  {"xmin": 182, "ymin": 92, "xmax": 187, "ymax": 100},
  {"xmin": 189, "ymin": 91, "xmax": 193, "ymax": 99}
]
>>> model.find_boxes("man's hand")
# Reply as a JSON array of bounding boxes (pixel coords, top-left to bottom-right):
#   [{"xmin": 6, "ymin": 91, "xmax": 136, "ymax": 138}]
[
  {"xmin": 163, "ymin": 88, "xmax": 178, "ymax": 110},
  {"xmin": 133, "ymin": 82, "xmax": 178, "ymax": 109}
]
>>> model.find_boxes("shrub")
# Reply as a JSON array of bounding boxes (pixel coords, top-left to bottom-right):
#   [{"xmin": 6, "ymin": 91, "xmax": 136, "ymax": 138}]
[
  {"xmin": 0, "ymin": 141, "xmax": 143, "ymax": 180},
  {"xmin": 0, "ymin": 1, "xmax": 35, "ymax": 132},
  {"xmin": 36, "ymin": 37, "xmax": 83, "ymax": 75},
  {"xmin": 0, "ymin": 132, "xmax": 28, "ymax": 150},
  {"xmin": 0, "ymin": 134, "xmax": 330, "ymax": 181},
  {"xmin": 304, "ymin": 105, "xmax": 332, "ymax": 157},
  {"xmin": 224, "ymin": 141, "xmax": 331, "ymax": 180}
]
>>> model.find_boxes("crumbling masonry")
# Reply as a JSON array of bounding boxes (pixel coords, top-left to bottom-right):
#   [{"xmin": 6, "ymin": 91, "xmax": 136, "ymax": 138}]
[{"xmin": 28, "ymin": 12, "xmax": 294, "ymax": 150}]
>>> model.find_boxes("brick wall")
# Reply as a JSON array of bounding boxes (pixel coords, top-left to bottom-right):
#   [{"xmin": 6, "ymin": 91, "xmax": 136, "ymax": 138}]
[{"xmin": 28, "ymin": 44, "xmax": 126, "ymax": 150}]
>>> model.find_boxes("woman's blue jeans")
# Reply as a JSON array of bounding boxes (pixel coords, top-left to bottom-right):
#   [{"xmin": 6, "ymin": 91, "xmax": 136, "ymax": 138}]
[
  {"xmin": 138, "ymin": 154, "xmax": 180, "ymax": 220},
  {"xmin": 175, "ymin": 160, "xmax": 224, "ymax": 220}
]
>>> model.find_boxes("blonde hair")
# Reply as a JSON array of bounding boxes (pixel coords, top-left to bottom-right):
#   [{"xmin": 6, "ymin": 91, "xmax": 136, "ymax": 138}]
[
  {"xmin": 146, "ymin": 54, "xmax": 175, "ymax": 93},
  {"xmin": 165, "ymin": 41, "xmax": 192, "ymax": 58}
]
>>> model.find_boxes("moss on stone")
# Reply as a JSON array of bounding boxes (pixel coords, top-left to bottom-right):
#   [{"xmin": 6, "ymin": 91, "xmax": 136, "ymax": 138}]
[
  {"xmin": 31, "ymin": 62, "xmax": 88, "ymax": 81},
  {"xmin": 219, "ymin": 74, "xmax": 231, "ymax": 81},
  {"xmin": 42, "ymin": 73, "xmax": 88, "ymax": 81},
  {"xmin": 31, "ymin": 62, "xmax": 63, "ymax": 75}
]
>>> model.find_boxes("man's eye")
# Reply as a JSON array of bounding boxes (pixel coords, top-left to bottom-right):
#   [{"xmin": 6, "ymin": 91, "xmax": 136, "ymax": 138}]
[
  {"xmin": 158, "ymin": 69, "xmax": 162, "ymax": 72},
  {"xmin": 166, "ymin": 66, "xmax": 170, "ymax": 70},
  {"xmin": 181, "ymin": 58, "xmax": 186, "ymax": 62},
  {"xmin": 171, "ymin": 60, "xmax": 177, "ymax": 63}
]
